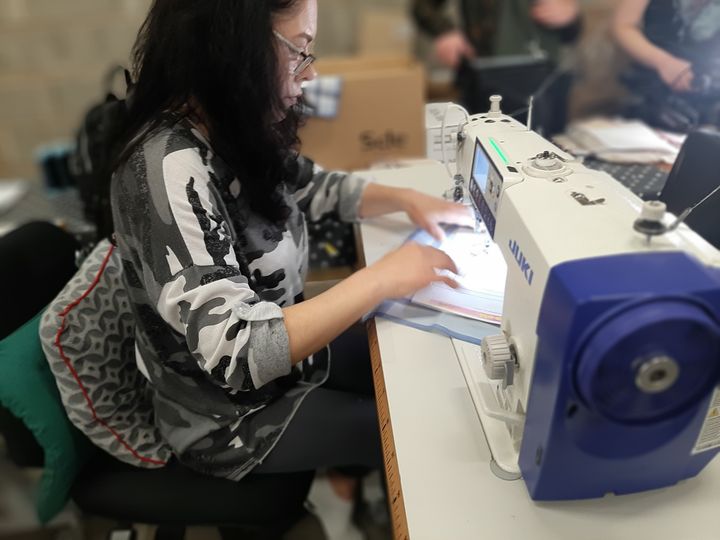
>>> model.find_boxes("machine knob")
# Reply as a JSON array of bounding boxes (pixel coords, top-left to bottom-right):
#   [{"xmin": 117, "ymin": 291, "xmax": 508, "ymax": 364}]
[
  {"xmin": 639, "ymin": 200, "xmax": 667, "ymax": 221},
  {"xmin": 532, "ymin": 152, "xmax": 562, "ymax": 171},
  {"xmin": 481, "ymin": 334, "xmax": 515, "ymax": 387},
  {"xmin": 488, "ymin": 95, "xmax": 503, "ymax": 117},
  {"xmin": 635, "ymin": 355, "xmax": 680, "ymax": 394},
  {"xmin": 633, "ymin": 200, "xmax": 668, "ymax": 238}
]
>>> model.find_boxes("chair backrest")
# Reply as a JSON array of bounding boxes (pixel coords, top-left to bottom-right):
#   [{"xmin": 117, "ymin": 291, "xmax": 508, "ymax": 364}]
[{"xmin": 39, "ymin": 240, "xmax": 171, "ymax": 467}]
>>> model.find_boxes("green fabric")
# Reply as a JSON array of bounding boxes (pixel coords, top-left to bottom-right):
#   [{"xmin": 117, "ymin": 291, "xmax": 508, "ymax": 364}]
[{"xmin": 0, "ymin": 312, "xmax": 96, "ymax": 523}]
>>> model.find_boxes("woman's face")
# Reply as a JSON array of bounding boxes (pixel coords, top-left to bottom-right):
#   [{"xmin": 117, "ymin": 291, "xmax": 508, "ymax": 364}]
[{"xmin": 273, "ymin": 0, "xmax": 318, "ymax": 112}]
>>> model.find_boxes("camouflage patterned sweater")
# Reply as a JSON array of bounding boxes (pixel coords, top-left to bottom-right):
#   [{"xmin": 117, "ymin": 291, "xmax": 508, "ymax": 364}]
[{"xmin": 111, "ymin": 118, "xmax": 369, "ymax": 480}]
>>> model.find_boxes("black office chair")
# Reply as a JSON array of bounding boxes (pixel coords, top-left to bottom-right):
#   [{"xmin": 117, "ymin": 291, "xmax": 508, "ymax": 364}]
[
  {"xmin": 0, "ymin": 221, "xmax": 313, "ymax": 540},
  {"xmin": 0, "ymin": 221, "xmax": 80, "ymax": 468},
  {"xmin": 0, "ymin": 220, "xmax": 81, "ymax": 341},
  {"xmin": 73, "ymin": 454, "xmax": 312, "ymax": 540}
]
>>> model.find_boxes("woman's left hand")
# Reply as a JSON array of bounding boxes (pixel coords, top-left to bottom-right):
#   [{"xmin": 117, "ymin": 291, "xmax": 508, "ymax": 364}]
[{"xmin": 400, "ymin": 189, "xmax": 475, "ymax": 241}]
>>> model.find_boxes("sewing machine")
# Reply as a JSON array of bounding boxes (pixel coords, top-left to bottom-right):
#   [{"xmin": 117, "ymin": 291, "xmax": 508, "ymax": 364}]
[{"xmin": 449, "ymin": 97, "xmax": 720, "ymax": 500}]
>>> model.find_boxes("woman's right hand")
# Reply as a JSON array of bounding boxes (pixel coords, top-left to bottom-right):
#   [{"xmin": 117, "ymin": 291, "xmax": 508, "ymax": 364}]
[
  {"xmin": 366, "ymin": 242, "xmax": 459, "ymax": 300},
  {"xmin": 284, "ymin": 243, "xmax": 458, "ymax": 363}
]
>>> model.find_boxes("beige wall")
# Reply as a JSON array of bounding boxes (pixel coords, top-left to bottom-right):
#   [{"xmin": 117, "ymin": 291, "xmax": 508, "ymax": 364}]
[
  {"xmin": 316, "ymin": 0, "xmax": 410, "ymax": 56},
  {"xmin": 0, "ymin": 0, "xmax": 152, "ymax": 179},
  {"xmin": 0, "ymin": 0, "xmax": 413, "ymax": 180}
]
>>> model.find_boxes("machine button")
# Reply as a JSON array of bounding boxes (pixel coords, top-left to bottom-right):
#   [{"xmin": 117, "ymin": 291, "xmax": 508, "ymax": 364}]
[
  {"xmin": 532, "ymin": 152, "xmax": 562, "ymax": 171},
  {"xmin": 482, "ymin": 334, "xmax": 515, "ymax": 388}
]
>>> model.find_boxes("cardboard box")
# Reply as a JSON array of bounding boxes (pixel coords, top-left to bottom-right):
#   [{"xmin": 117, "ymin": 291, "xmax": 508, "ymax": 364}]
[{"xmin": 299, "ymin": 56, "xmax": 426, "ymax": 171}]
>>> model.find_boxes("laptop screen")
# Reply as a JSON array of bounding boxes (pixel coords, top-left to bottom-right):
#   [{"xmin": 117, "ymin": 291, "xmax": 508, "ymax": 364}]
[
  {"xmin": 659, "ymin": 128, "xmax": 720, "ymax": 249},
  {"xmin": 457, "ymin": 55, "xmax": 570, "ymax": 136}
]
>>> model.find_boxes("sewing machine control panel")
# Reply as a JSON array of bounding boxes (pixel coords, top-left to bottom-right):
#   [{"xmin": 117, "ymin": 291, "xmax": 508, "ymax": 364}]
[{"xmin": 468, "ymin": 139, "xmax": 504, "ymax": 236}]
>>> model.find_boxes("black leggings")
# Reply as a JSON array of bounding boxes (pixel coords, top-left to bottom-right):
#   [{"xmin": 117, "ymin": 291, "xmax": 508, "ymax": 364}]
[{"xmin": 253, "ymin": 325, "xmax": 383, "ymax": 473}]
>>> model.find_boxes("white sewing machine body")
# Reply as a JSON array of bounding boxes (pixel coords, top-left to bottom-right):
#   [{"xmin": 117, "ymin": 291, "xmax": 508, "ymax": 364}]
[{"xmin": 452, "ymin": 104, "xmax": 720, "ymax": 500}]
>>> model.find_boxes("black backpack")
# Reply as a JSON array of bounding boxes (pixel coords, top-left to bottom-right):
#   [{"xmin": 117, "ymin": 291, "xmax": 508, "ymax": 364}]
[{"xmin": 68, "ymin": 66, "xmax": 131, "ymax": 241}]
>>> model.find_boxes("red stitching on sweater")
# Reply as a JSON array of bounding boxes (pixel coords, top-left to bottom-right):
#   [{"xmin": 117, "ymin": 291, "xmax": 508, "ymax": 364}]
[{"xmin": 53, "ymin": 242, "xmax": 167, "ymax": 466}]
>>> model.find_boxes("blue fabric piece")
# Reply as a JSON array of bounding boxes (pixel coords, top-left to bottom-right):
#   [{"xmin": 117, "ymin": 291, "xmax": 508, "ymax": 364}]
[
  {"xmin": 301, "ymin": 76, "xmax": 343, "ymax": 119},
  {"xmin": 364, "ymin": 299, "xmax": 498, "ymax": 344}
]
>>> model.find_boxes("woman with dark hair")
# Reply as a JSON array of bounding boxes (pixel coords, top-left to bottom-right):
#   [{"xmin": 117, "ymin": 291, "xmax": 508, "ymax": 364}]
[{"xmin": 111, "ymin": 0, "xmax": 471, "ymax": 529}]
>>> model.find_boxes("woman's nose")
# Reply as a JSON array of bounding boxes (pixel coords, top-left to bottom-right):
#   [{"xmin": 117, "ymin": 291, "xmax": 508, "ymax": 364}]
[{"xmin": 298, "ymin": 63, "xmax": 317, "ymax": 82}]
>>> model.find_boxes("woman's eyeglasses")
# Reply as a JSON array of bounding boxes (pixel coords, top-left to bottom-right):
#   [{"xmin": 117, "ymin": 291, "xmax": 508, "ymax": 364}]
[{"xmin": 273, "ymin": 30, "xmax": 316, "ymax": 76}]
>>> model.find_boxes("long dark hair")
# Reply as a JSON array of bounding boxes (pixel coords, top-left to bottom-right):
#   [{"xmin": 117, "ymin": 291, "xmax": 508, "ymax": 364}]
[{"xmin": 116, "ymin": 0, "xmax": 303, "ymax": 222}]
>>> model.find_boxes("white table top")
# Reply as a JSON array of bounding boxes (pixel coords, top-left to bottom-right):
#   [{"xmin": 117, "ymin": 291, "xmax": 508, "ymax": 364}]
[{"xmin": 358, "ymin": 161, "xmax": 720, "ymax": 540}]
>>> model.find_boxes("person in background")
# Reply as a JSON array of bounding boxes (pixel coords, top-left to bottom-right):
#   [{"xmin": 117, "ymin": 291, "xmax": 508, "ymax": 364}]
[
  {"xmin": 613, "ymin": 0, "xmax": 720, "ymax": 131},
  {"xmin": 412, "ymin": 0, "xmax": 583, "ymax": 135},
  {"xmin": 412, "ymin": 0, "xmax": 582, "ymax": 69},
  {"xmin": 110, "ymin": 0, "xmax": 473, "ymax": 538}
]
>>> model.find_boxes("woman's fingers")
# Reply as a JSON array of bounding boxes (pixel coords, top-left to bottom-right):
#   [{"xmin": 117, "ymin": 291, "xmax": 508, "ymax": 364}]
[{"xmin": 425, "ymin": 245, "xmax": 458, "ymax": 275}]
